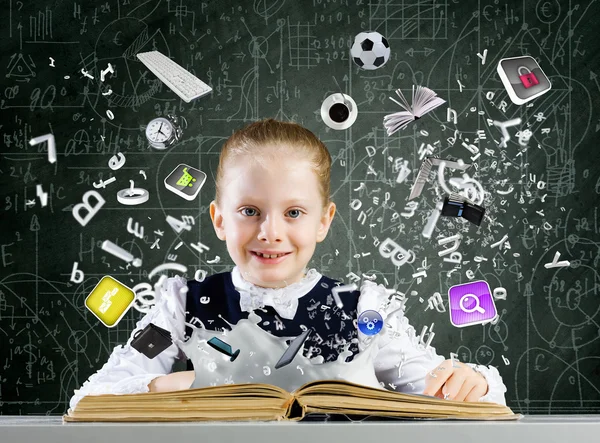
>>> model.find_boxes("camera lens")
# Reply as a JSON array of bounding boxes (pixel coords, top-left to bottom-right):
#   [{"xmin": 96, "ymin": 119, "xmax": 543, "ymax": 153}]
[{"xmin": 329, "ymin": 103, "xmax": 350, "ymax": 123}]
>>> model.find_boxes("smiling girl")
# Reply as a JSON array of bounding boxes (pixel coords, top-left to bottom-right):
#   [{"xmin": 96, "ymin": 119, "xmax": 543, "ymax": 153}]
[{"xmin": 69, "ymin": 119, "xmax": 506, "ymax": 412}]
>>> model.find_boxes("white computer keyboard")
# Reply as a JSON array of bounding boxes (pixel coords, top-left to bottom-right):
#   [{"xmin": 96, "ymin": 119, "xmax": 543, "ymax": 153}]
[{"xmin": 136, "ymin": 50, "xmax": 212, "ymax": 103}]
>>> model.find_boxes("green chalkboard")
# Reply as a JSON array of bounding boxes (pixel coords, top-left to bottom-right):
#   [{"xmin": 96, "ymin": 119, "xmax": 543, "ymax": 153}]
[{"xmin": 1, "ymin": 0, "xmax": 599, "ymax": 415}]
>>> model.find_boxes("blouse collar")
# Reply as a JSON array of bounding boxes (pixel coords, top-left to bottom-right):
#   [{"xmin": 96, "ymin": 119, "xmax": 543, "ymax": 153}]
[{"xmin": 231, "ymin": 266, "xmax": 322, "ymax": 319}]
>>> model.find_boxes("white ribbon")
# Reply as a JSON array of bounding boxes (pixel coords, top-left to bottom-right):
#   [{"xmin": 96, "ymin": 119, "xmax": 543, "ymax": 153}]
[
  {"xmin": 232, "ymin": 267, "xmax": 322, "ymax": 320},
  {"xmin": 238, "ymin": 288, "xmax": 299, "ymax": 320}
]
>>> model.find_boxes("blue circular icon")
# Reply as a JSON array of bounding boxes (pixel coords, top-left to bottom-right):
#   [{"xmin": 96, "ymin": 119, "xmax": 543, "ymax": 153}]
[{"xmin": 357, "ymin": 310, "xmax": 384, "ymax": 335}]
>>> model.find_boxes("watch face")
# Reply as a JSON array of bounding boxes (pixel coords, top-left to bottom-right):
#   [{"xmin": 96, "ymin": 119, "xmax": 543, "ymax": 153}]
[{"xmin": 146, "ymin": 117, "xmax": 173, "ymax": 144}]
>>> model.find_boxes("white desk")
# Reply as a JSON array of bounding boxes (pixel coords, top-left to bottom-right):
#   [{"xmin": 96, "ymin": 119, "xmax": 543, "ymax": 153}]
[{"xmin": 1, "ymin": 415, "xmax": 600, "ymax": 443}]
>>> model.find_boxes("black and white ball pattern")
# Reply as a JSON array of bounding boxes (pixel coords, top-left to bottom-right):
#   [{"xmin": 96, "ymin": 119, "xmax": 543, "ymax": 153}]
[{"xmin": 350, "ymin": 31, "xmax": 391, "ymax": 70}]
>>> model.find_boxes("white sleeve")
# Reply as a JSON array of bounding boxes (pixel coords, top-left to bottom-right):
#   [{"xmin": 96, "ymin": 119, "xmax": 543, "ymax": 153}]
[
  {"xmin": 461, "ymin": 363, "xmax": 508, "ymax": 405},
  {"xmin": 68, "ymin": 276, "xmax": 189, "ymax": 411},
  {"xmin": 358, "ymin": 280, "xmax": 507, "ymax": 406}
]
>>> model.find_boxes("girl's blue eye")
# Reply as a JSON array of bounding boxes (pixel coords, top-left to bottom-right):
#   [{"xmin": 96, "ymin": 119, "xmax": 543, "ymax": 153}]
[
  {"xmin": 240, "ymin": 208, "xmax": 302, "ymax": 218},
  {"xmin": 241, "ymin": 208, "xmax": 257, "ymax": 217}
]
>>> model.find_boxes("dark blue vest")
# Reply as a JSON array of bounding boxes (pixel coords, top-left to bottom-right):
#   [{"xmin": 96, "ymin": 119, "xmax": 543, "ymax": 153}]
[{"xmin": 184, "ymin": 272, "xmax": 360, "ymax": 370}]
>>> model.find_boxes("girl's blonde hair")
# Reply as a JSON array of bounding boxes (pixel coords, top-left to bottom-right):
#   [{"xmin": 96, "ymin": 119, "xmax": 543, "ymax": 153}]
[{"xmin": 215, "ymin": 118, "xmax": 332, "ymax": 211}]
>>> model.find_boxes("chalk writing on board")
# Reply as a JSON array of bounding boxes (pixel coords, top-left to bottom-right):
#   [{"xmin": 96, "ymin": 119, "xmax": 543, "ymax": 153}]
[{"xmin": 0, "ymin": 0, "xmax": 599, "ymax": 416}]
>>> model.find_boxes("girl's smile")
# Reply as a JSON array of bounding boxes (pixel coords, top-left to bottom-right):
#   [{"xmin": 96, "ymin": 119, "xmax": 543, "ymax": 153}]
[{"xmin": 250, "ymin": 250, "xmax": 292, "ymax": 264}]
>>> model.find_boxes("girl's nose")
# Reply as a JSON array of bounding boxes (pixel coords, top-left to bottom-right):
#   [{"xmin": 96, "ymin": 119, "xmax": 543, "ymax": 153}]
[{"xmin": 258, "ymin": 215, "xmax": 283, "ymax": 242}]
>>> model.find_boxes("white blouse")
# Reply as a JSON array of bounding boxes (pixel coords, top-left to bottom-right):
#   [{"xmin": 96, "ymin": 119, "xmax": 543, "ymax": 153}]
[{"xmin": 69, "ymin": 269, "xmax": 507, "ymax": 410}]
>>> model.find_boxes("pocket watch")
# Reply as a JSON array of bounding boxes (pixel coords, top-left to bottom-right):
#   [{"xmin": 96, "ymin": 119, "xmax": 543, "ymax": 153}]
[{"xmin": 145, "ymin": 114, "xmax": 187, "ymax": 150}]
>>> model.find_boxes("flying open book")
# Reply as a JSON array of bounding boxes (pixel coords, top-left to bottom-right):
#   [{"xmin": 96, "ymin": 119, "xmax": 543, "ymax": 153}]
[
  {"xmin": 64, "ymin": 379, "xmax": 521, "ymax": 422},
  {"xmin": 383, "ymin": 85, "xmax": 446, "ymax": 136}
]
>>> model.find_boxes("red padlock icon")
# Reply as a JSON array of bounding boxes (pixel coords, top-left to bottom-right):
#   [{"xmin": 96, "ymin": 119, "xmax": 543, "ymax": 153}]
[{"xmin": 518, "ymin": 66, "xmax": 539, "ymax": 88}]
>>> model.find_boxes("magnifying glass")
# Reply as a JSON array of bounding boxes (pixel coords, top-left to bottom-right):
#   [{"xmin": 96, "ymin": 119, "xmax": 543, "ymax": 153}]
[{"xmin": 459, "ymin": 293, "xmax": 485, "ymax": 314}]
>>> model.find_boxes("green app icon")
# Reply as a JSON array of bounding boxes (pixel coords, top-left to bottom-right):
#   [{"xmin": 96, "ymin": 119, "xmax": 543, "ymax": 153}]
[{"xmin": 164, "ymin": 164, "xmax": 207, "ymax": 200}]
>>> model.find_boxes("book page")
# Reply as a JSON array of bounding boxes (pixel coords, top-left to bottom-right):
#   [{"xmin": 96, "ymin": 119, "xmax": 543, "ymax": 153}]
[
  {"xmin": 412, "ymin": 86, "xmax": 446, "ymax": 117},
  {"xmin": 415, "ymin": 96, "xmax": 446, "ymax": 117},
  {"xmin": 294, "ymin": 380, "xmax": 518, "ymax": 419},
  {"xmin": 301, "ymin": 405, "xmax": 522, "ymax": 421},
  {"xmin": 65, "ymin": 405, "xmax": 288, "ymax": 422},
  {"xmin": 383, "ymin": 111, "xmax": 414, "ymax": 135},
  {"xmin": 64, "ymin": 384, "xmax": 293, "ymax": 422}
]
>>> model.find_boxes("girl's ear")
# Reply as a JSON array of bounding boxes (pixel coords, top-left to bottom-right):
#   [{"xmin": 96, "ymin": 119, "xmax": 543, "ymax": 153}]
[
  {"xmin": 209, "ymin": 200, "xmax": 226, "ymax": 241},
  {"xmin": 316, "ymin": 202, "xmax": 336, "ymax": 243}
]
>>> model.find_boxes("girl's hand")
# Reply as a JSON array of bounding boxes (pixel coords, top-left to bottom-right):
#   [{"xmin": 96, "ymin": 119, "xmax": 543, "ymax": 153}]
[
  {"xmin": 422, "ymin": 360, "xmax": 488, "ymax": 402},
  {"xmin": 148, "ymin": 370, "xmax": 195, "ymax": 393}
]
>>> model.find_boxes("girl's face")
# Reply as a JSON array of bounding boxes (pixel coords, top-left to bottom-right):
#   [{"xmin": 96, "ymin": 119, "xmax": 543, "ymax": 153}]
[{"xmin": 209, "ymin": 155, "xmax": 336, "ymax": 288}]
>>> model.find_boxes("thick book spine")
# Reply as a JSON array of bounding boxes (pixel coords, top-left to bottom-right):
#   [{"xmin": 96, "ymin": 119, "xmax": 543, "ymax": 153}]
[{"xmin": 283, "ymin": 394, "xmax": 305, "ymax": 420}]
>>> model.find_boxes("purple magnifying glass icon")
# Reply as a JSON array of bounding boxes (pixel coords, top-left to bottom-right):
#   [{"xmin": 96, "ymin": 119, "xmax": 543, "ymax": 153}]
[
  {"xmin": 448, "ymin": 281, "xmax": 497, "ymax": 327},
  {"xmin": 459, "ymin": 293, "xmax": 485, "ymax": 314}
]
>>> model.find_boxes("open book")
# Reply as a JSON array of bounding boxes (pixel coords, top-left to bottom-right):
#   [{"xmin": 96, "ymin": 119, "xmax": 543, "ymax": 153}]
[
  {"xmin": 383, "ymin": 85, "xmax": 446, "ymax": 135},
  {"xmin": 64, "ymin": 379, "xmax": 521, "ymax": 422}
]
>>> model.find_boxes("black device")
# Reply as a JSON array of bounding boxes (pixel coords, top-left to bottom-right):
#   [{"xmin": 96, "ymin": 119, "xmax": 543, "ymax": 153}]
[
  {"xmin": 207, "ymin": 337, "xmax": 240, "ymax": 362},
  {"xmin": 274, "ymin": 329, "xmax": 312, "ymax": 369},
  {"xmin": 131, "ymin": 323, "xmax": 173, "ymax": 359},
  {"xmin": 461, "ymin": 201, "xmax": 486, "ymax": 226},
  {"xmin": 441, "ymin": 194, "xmax": 486, "ymax": 226},
  {"xmin": 440, "ymin": 195, "xmax": 464, "ymax": 218}
]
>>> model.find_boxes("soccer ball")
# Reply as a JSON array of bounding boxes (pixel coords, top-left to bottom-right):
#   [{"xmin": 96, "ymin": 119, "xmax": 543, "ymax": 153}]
[{"xmin": 350, "ymin": 31, "xmax": 390, "ymax": 70}]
